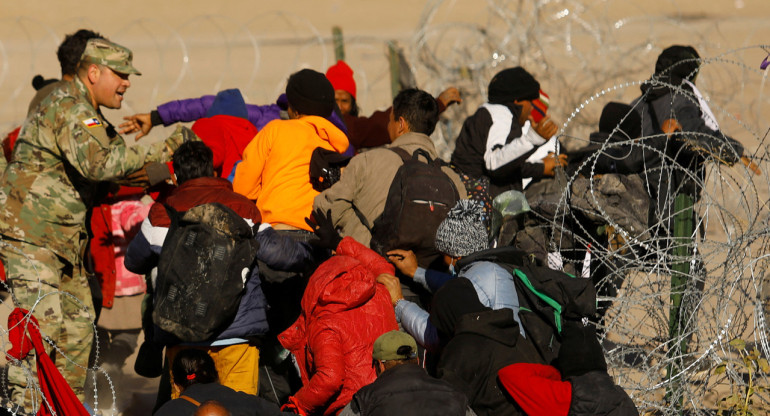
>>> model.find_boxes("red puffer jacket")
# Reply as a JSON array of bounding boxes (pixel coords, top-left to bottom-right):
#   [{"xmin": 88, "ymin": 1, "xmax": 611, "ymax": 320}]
[{"xmin": 279, "ymin": 237, "xmax": 398, "ymax": 416}]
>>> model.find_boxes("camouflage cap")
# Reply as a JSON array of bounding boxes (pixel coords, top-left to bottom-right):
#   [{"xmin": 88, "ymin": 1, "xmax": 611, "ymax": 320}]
[{"xmin": 80, "ymin": 38, "xmax": 141, "ymax": 76}]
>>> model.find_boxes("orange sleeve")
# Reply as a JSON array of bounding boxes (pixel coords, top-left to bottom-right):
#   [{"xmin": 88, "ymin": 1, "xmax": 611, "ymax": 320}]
[{"xmin": 232, "ymin": 127, "xmax": 271, "ymax": 200}]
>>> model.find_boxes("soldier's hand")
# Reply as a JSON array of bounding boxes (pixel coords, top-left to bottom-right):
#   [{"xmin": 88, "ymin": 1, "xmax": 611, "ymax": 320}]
[
  {"xmin": 376, "ymin": 273, "xmax": 404, "ymax": 307},
  {"xmin": 119, "ymin": 113, "xmax": 153, "ymax": 141},
  {"xmin": 386, "ymin": 249, "xmax": 418, "ymax": 278},
  {"xmin": 116, "ymin": 166, "xmax": 150, "ymax": 187},
  {"xmin": 531, "ymin": 115, "xmax": 558, "ymax": 140},
  {"xmin": 542, "ymin": 152, "xmax": 567, "ymax": 176},
  {"xmin": 437, "ymin": 87, "xmax": 462, "ymax": 109}
]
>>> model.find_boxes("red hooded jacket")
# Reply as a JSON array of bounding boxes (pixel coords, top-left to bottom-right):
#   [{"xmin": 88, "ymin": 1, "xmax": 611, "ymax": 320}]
[
  {"xmin": 191, "ymin": 114, "xmax": 258, "ymax": 178},
  {"xmin": 279, "ymin": 237, "xmax": 398, "ymax": 416}
]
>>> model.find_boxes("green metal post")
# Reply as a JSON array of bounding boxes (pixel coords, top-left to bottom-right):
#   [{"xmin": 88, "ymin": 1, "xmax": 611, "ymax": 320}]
[
  {"xmin": 332, "ymin": 26, "xmax": 345, "ymax": 62},
  {"xmin": 666, "ymin": 193, "xmax": 694, "ymax": 414},
  {"xmin": 388, "ymin": 41, "xmax": 400, "ymax": 100}
]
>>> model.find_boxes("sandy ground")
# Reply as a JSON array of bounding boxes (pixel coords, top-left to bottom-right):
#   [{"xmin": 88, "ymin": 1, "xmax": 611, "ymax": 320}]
[{"xmin": 1, "ymin": 0, "xmax": 769, "ymax": 414}]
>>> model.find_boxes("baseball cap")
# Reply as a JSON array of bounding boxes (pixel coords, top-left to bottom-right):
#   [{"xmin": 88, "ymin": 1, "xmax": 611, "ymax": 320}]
[
  {"xmin": 80, "ymin": 38, "xmax": 141, "ymax": 76},
  {"xmin": 372, "ymin": 331, "xmax": 418, "ymax": 361}
]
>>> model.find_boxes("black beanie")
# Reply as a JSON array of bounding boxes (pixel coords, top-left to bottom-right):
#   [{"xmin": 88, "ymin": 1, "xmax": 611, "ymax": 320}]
[
  {"xmin": 655, "ymin": 45, "xmax": 700, "ymax": 82},
  {"xmin": 598, "ymin": 102, "xmax": 642, "ymax": 140},
  {"xmin": 286, "ymin": 69, "xmax": 335, "ymax": 117},
  {"xmin": 557, "ymin": 320, "xmax": 607, "ymax": 378},
  {"xmin": 487, "ymin": 67, "xmax": 541, "ymax": 105}
]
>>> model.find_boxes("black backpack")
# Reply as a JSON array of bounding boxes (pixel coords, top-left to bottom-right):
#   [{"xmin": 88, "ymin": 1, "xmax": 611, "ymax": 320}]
[
  {"xmin": 153, "ymin": 203, "xmax": 259, "ymax": 342},
  {"xmin": 457, "ymin": 246, "xmax": 597, "ymax": 364},
  {"xmin": 370, "ymin": 148, "xmax": 460, "ymax": 266}
]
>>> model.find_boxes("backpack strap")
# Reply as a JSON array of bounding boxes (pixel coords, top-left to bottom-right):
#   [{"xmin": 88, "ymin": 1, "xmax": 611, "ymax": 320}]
[
  {"xmin": 162, "ymin": 203, "xmax": 181, "ymax": 229},
  {"xmin": 389, "ymin": 147, "xmax": 412, "ymax": 163},
  {"xmin": 180, "ymin": 394, "xmax": 201, "ymax": 407}
]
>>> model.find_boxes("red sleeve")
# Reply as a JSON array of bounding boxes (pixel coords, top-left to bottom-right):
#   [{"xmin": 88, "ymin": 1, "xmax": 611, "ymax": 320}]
[
  {"xmin": 147, "ymin": 202, "xmax": 172, "ymax": 227},
  {"xmin": 336, "ymin": 237, "xmax": 394, "ymax": 277},
  {"xmin": 498, "ymin": 363, "xmax": 571, "ymax": 416},
  {"xmin": 344, "ymin": 109, "xmax": 392, "ymax": 150},
  {"xmin": 291, "ymin": 328, "xmax": 346, "ymax": 414}
]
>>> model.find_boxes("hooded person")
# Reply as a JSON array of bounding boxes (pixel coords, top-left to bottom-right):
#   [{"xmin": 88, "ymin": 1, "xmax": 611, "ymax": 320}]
[
  {"xmin": 629, "ymin": 45, "xmax": 748, "ymax": 230},
  {"xmin": 451, "ymin": 67, "xmax": 560, "ymax": 197},
  {"xmin": 429, "ymin": 277, "xmax": 525, "ymax": 416},
  {"xmin": 233, "ymin": 68, "xmax": 349, "ymax": 231},
  {"xmin": 277, "ymin": 237, "xmax": 398, "ymax": 416},
  {"xmin": 498, "ymin": 320, "xmax": 639, "ymax": 416},
  {"xmin": 190, "ymin": 89, "xmax": 259, "ymax": 178}
]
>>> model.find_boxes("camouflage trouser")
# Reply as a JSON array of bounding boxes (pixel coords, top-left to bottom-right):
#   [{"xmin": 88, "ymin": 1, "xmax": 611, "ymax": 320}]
[{"xmin": 0, "ymin": 238, "xmax": 94, "ymax": 412}]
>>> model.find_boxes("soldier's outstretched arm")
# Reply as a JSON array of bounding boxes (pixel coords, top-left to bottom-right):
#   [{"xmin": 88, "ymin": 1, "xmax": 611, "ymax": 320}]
[{"xmin": 59, "ymin": 101, "xmax": 197, "ymax": 182}]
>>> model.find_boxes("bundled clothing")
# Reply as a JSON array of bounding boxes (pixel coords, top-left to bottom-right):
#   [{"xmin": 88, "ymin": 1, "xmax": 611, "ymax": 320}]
[
  {"xmin": 498, "ymin": 320, "xmax": 638, "ymax": 416},
  {"xmin": 397, "ymin": 260, "xmax": 521, "ymax": 350},
  {"xmin": 341, "ymin": 364, "xmax": 473, "ymax": 416},
  {"xmin": 234, "ymin": 116, "xmax": 349, "ymax": 231},
  {"xmin": 430, "ymin": 277, "xmax": 524, "ymax": 416},
  {"xmin": 278, "ymin": 237, "xmax": 398, "ymax": 416}
]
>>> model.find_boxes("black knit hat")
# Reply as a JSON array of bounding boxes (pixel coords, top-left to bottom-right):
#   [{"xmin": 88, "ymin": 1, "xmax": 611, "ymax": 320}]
[
  {"xmin": 655, "ymin": 45, "xmax": 701, "ymax": 82},
  {"xmin": 557, "ymin": 320, "xmax": 607, "ymax": 378},
  {"xmin": 286, "ymin": 68, "xmax": 336, "ymax": 117},
  {"xmin": 598, "ymin": 102, "xmax": 642, "ymax": 141},
  {"xmin": 487, "ymin": 67, "xmax": 541, "ymax": 105}
]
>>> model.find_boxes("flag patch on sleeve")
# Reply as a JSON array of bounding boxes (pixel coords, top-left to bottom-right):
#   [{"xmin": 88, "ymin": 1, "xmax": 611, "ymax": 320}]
[{"xmin": 82, "ymin": 117, "xmax": 102, "ymax": 128}]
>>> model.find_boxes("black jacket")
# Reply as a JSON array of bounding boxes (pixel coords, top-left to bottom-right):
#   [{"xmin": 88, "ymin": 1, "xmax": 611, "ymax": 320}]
[
  {"xmin": 451, "ymin": 105, "xmax": 544, "ymax": 197},
  {"xmin": 568, "ymin": 370, "xmax": 639, "ymax": 416},
  {"xmin": 153, "ymin": 382, "xmax": 284, "ymax": 416},
  {"xmin": 348, "ymin": 364, "xmax": 468, "ymax": 416},
  {"xmin": 436, "ymin": 308, "xmax": 525, "ymax": 416}
]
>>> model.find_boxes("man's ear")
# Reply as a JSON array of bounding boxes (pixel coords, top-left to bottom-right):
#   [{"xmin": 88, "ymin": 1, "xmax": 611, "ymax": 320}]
[
  {"xmin": 398, "ymin": 116, "xmax": 409, "ymax": 135},
  {"xmin": 86, "ymin": 64, "xmax": 101, "ymax": 85}
]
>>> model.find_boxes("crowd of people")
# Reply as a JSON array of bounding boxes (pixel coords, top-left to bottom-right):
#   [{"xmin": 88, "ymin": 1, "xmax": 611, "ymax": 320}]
[{"xmin": 0, "ymin": 27, "xmax": 755, "ymax": 416}]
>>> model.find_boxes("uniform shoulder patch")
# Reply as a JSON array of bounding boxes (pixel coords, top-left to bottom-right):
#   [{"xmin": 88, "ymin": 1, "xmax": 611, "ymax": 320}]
[{"xmin": 82, "ymin": 117, "xmax": 102, "ymax": 128}]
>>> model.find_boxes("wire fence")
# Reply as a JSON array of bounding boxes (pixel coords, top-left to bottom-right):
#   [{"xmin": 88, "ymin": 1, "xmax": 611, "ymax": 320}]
[{"xmin": 0, "ymin": 0, "xmax": 769, "ymax": 414}]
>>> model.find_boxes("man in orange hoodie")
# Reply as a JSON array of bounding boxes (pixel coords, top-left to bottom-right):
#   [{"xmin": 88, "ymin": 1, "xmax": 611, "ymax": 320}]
[{"xmin": 233, "ymin": 69, "xmax": 349, "ymax": 231}]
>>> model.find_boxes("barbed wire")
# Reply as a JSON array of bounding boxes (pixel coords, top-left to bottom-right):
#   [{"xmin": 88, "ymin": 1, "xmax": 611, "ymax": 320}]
[{"xmin": 0, "ymin": 1, "xmax": 768, "ymax": 414}]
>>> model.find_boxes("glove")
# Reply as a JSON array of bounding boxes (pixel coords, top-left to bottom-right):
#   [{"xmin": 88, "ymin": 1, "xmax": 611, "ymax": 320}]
[{"xmin": 304, "ymin": 208, "xmax": 342, "ymax": 250}]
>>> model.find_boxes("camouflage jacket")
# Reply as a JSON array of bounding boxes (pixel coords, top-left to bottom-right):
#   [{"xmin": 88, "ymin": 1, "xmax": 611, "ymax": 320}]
[{"xmin": 0, "ymin": 76, "xmax": 195, "ymax": 263}]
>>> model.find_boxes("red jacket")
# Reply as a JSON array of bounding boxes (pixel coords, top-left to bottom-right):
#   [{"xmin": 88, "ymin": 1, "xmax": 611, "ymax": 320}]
[
  {"xmin": 279, "ymin": 237, "xmax": 398, "ymax": 416},
  {"xmin": 148, "ymin": 176, "xmax": 261, "ymax": 226},
  {"xmin": 498, "ymin": 363, "xmax": 571, "ymax": 416}
]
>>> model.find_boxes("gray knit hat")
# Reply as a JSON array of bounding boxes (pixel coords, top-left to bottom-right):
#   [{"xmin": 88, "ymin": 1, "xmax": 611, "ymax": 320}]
[{"xmin": 435, "ymin": 199, "xmax": 489, "ymax": 258}]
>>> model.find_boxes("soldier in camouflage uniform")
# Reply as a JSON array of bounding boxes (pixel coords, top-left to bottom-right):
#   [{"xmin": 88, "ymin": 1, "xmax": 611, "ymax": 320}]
[{"xmin": 0, "ymin": 38, "xmax": 197, "ymax": 412}]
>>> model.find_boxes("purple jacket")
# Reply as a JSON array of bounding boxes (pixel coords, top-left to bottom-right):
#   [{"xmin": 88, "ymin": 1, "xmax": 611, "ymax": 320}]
[{"xmin": 156, "ymin": 93, "xmax": 351, "ymax": 140}]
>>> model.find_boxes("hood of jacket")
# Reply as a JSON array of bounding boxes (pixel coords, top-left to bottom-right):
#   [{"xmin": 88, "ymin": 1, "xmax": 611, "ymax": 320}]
[
  {"xmin": 192, "ymin": 115, "xmax": 258, "ymax": 176},
  {"xmin": 300, "ymin": 115, "xmax": 350, "ymax": 153},
  {"xmin": 280, "ymin": 237, "xmax": 394, "ymax": 350}
]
